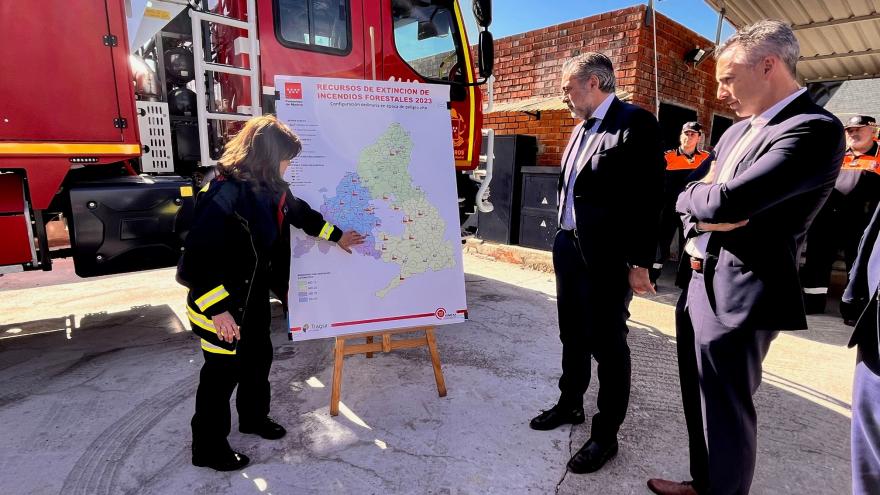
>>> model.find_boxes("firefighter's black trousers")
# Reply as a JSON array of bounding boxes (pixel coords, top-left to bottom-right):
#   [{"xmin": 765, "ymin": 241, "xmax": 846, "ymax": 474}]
[
  {"xmin": 800, "ymin": 189, "xmax": 877, "ymax": 313},
  {"xmin": 191, "ymin": 288, "xmax": 272, "ymax": 456}
]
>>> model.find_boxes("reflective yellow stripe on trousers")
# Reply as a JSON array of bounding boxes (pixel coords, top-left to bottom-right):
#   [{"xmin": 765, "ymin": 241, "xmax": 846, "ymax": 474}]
[{"xmin": 201, "ymin": 339, "xmax": 236, "ymax": 355}]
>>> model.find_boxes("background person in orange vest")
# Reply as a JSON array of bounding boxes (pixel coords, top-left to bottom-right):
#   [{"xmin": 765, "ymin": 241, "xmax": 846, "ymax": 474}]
[
  {"xmin": 801, "ymin": 115, "xmax": 880, "ymax": 318},
  {"xmin": 650, "ymin": 122, "xmax": 714, "ymax": 287}
]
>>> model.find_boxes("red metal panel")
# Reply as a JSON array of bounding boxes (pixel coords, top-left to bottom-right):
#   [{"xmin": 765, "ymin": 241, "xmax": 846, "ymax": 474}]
[
  {"xmin": 106, "ymin": 0, "xmax": 141, "ymax": 146},
  {"xmin": 0, "ymin": 215, "xmax": 33, "ymax": 266},
  {"xmin": 0, "ymin": 157, "xmax": 71, "ymax": 210},
  {"xmin": 0, "ymin": 174, "xmax": 24, "ymax": 214},
  {"xmin": 0, "ymin": 1, "xmax": 123, "ymax": 143},
  {"xmin": 257, "ymin": 0, "xmax": 367, "ymax": 84}
]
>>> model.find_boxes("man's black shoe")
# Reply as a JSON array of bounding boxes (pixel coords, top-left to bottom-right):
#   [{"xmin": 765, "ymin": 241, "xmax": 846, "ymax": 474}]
[
  {"xmin": 567, "ymin": 438, "xmax": 618, "ymax": 474},
  {"xmin": 529, "ymin": 404, "xmax": 585, "ymax": 431},
  {"xmin": 240, "ymin": 416, "xmax": 287, "ymax": 440},
  {"xmin": 192, "ymin": 450, "xmax": 250, "ymax": 472}
]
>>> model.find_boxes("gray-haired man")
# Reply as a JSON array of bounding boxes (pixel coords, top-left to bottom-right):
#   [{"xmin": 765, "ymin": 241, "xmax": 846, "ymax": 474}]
[
  {"xmin": 529, "ymin": 52, "xmax": 665, "ymax": 474},
  {"xmin": 648, "ymin": 19, "xmax": 844, "ymax": 495}
]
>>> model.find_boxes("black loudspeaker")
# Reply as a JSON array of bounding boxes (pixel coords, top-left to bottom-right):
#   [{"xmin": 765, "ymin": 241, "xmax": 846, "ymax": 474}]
[
  {"xmin": 477, "ymin": 135, "xmax": 538, "ymax": 244},
  {"xmin": 519, "ymin": 166, "xmax": 559, "ymax": 250}
]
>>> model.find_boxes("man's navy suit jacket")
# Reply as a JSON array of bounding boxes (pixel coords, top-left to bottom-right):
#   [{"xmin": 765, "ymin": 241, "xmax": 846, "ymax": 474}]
[
  {"xmin": 843, "ymin": 203, "xmax": 880, "ymax": 371},
  {"xmin": 558, "ymin": 97, "xmax": 666, "ymax": 270},
  {"xmin": 676, "ymin": 93, "xmax": 845, "ymax": 331}
]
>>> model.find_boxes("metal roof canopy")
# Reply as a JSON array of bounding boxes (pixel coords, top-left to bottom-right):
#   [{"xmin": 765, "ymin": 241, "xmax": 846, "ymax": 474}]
[{"xmin": 704, "ymin": 0, "xmax": 880, "ymax": 83}]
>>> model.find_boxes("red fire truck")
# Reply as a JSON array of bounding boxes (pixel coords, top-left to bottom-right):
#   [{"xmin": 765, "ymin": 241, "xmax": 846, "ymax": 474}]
[{"xmin": 0, "ymin": 0, "xmax": 493, "ymax": 278}]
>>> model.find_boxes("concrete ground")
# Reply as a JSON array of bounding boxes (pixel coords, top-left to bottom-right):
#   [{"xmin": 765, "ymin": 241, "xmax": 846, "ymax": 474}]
[{"xmin": 0, "ymin": 253, "xmax": 854, "ymax": 494}]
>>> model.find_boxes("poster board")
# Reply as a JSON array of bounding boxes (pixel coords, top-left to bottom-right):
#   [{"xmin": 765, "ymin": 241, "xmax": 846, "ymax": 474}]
[{"xmin": 276, "ymin": 76, "xmax": 468, "ymax": 341}]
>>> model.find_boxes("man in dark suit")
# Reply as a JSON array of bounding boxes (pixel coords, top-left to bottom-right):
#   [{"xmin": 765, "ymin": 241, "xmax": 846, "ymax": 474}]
[
  {"xmin": 529, "ymin": 52, "xmax": 665, "ymax": 474},
  {"xmin": 842, "ymin": 203, "xmax": 880, "ymax": 494},
  {"xmin": 647, "ymin": 20, "xmax": 844, "ymax": 495}
]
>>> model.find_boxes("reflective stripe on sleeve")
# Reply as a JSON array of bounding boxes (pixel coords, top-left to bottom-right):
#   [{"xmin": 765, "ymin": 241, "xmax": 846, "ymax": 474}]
[
  {"xmin": 194, "ymin": 285, "xmax": 229, "ymax": 311},
  {"xmin": 201, "ymin": 339, "xmax": 236, "ymax": 355},
  {"xmin": 803, "ymin": 287, "xmax": 829, "ymax": 295},
  {"xmin": 187, "ymin": 305, "xmax": 217, "ymax": 333},
  {"xmin": 319, "ymin": 222, "xmax": 335, "ymax": 240}
]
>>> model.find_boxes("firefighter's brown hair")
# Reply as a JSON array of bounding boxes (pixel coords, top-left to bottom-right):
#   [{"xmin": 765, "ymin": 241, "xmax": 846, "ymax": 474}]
[{"xmin": 216, "ymin": 115, "xmax": 301, "ymax": 193}]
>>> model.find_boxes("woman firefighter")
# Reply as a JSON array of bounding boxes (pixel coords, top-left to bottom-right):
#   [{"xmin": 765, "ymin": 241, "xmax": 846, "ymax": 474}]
[{"xmin": 179, "ymin": 115, "xmax": 364, "ymax": 471}]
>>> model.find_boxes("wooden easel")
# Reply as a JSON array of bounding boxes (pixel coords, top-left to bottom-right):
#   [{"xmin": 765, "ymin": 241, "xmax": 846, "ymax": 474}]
[{"xmin": 329, "ymin": 326, "xmax": 447, "ymax": 416}]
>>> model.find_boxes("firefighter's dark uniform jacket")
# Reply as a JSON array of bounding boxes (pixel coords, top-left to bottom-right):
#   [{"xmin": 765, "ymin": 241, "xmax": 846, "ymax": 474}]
[
  {"xmin": 180, "ymin": 176, "xmax": 341, "ymax": 355},
  {"xmin": 651, "ymin": 147, "xmax": 714, "ymax": 284},
  {"xmin": 800, "ymin": 142, "xmax": 880, "ymax": 312}
]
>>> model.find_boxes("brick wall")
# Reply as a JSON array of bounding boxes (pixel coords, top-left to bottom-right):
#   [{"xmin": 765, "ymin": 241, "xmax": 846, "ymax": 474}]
[
  {"xmin": 639, "ymin": 10, "xmax": 732, "ymax": 142},
  {"xmin": 484, "ymin": 111, "xmax": 578, "ymax": 166},
  {"xmin": 480, "ymin": 5, "xmax": 734, "ymax": 166}
]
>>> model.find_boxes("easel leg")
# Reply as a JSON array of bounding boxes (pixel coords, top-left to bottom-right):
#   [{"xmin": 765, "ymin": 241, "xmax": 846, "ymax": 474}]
[
  {"xmin": 366, "ymin": 336, "xmax": 374, "ymax": 358},
  {"xmin": 330, "ymin": 337, "xmax": 345, "ymax": 416},
  {"xmin": 425, "ymin": 328, "xmax": 447, "ymax": 397}
]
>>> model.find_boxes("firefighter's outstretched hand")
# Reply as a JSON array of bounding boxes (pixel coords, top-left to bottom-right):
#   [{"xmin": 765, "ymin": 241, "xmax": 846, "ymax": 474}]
[
  {"xmin": 212, "ymin": 311, "xmax": 240, "ymax": 343},
  {"xmin": 337, "ymin": 231, "xmax": 366, "ymax": 254}
]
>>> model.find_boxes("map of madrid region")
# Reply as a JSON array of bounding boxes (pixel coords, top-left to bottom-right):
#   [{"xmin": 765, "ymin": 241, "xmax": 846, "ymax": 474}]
[{"xmin": 276, "ymin": 75, "xmax": 468, "ymax": 341}]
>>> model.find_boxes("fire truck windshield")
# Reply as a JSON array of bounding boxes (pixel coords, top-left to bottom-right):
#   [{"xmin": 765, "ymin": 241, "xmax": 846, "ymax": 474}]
[
  {"xmin": 276, "ymin": 0, "xmax": 350, "ymax": 53},
  {"xmin": 391, "ymin": 0, "xmax": 468, "ymax": 83}
]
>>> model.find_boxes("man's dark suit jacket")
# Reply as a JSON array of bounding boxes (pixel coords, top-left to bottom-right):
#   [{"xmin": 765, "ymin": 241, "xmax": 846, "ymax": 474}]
[
  {"xmin": 558, "ymin": 97, "xmax": 666, "ymax": 269},
  {"xmin": 676, "ymin": 93, "xmax": 845, "ymax": 331},
  {"xmin": 843, "ymin": 204, "xmax": 880, "ymax": 372}
]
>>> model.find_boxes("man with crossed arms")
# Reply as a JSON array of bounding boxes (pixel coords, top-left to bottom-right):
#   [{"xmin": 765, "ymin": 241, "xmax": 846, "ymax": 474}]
[{"xmin": 648, "ymin": 20, "xmax": 844, "ymax": 495}]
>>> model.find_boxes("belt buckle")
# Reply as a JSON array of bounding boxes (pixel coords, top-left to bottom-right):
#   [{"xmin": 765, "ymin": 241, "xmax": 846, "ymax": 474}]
[{"xmin": 690, "ymin": 257, "xmax": 703, "ymax": 272}]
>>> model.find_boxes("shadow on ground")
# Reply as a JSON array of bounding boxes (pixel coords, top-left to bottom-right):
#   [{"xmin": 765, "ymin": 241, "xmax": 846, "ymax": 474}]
[{"xmin": 212, "ymin": 272, "xmax": 850, "ymax": 494}]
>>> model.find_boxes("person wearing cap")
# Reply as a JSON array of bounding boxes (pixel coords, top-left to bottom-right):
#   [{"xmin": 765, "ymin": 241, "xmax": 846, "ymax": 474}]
[
  {"xmin": 800, "ymin": 115, "xmax": 880, "ymax": 318},
  {"xmin": 649, "ymin": 122, "xmax": 714, "ymax": 287}
]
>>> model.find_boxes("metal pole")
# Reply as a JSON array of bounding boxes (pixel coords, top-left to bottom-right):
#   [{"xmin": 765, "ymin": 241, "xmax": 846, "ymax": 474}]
[
  {"xmin": 715, "ymin": 2, "xmax": 726, "ymax": 46},
  {"xmin": 190, "ymin": 11, "xmax": 212, "ymax": 166},
  {"xmin": 247, "ymin": 0, "xmax": 262, "ymax": 117},
  {"xmin": 650, "ymin": 0, "xmax": 660, "ymax": 116}
]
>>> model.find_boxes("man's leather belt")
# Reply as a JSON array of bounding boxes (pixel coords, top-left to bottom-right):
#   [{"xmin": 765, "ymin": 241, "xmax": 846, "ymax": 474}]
[{"xmin": 690, "ymin": 256, "xmax": 704, "ymax": 273}]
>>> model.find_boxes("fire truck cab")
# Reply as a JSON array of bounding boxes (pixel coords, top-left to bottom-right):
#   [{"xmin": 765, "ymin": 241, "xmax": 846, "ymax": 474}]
[{"xmin": 0, "ymin": 0, "xmax": 493, "ymax": 277}]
